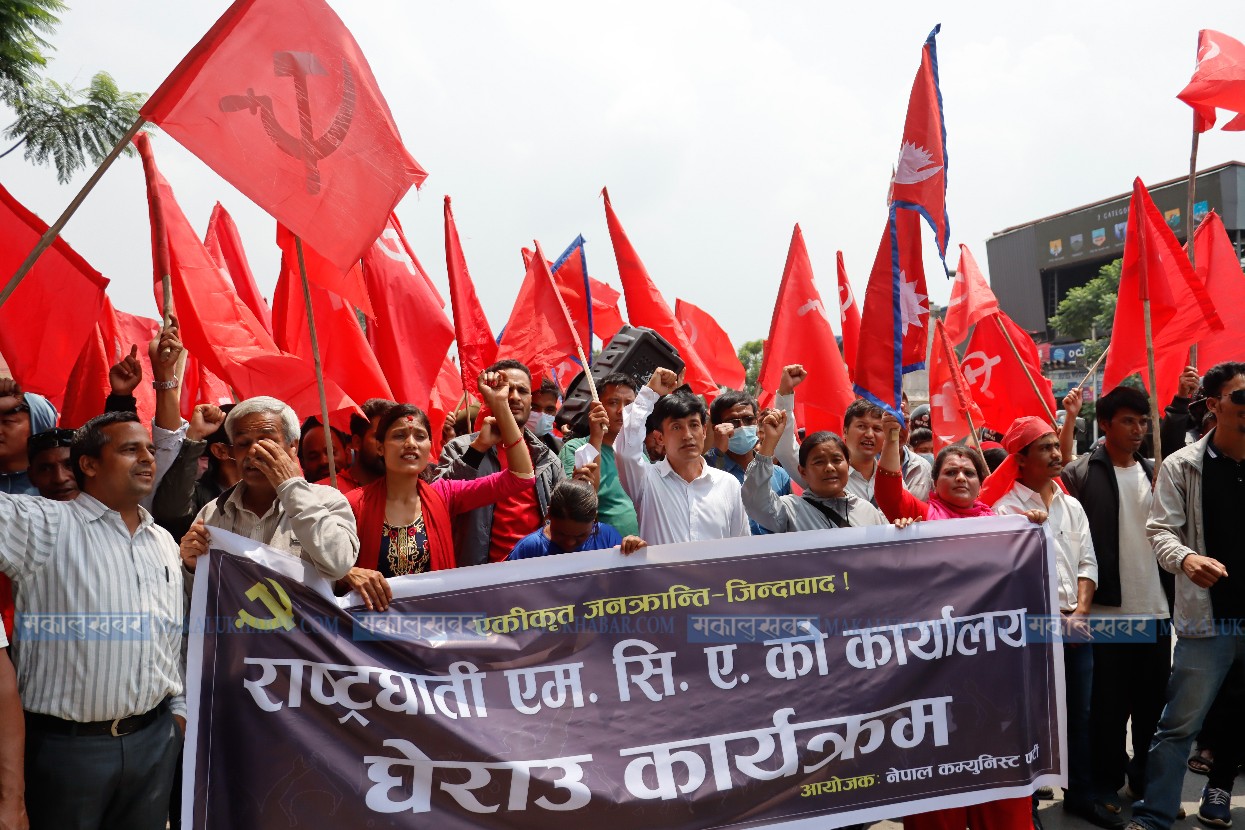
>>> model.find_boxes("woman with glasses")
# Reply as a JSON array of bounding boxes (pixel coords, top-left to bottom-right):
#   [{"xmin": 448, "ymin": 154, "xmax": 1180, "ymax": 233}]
[
  {"xmin": 507, "ymin": 479, "xmax": 647, "ymax": 560},
  {"xmin": 342, "ymin": 373, "xmax": 535, "ymax": 611}
]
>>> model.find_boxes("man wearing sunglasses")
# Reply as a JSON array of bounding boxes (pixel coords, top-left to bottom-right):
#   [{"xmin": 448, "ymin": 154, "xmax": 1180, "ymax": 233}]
[
  {"xmin": 0, "ymin": 378, "xmax": 60, "ymax": 496},
  {"xmin": 1128, "ymin": 362, "xmax": 1245, "ymax": 830}
]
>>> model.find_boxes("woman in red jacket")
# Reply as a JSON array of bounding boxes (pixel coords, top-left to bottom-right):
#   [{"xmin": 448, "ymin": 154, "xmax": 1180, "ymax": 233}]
[{"xmin": 341, "ymin": 372, "xmax": 534, "ymax": 610}]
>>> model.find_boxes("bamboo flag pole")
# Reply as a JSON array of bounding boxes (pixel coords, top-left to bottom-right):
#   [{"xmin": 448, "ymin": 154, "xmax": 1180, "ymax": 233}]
[
  {"xmin": 1185, "ymin": 105, "xmax": 1201, "ymax": 370},
  {"xmin": 0, "ymin": 117, "xmax": 147, "ymax": 309},
  {"xmin": 1144, "ymin": 299, "xmax": 1165, "ymax": 471},
  {"xmin": 577, "ymin": 348, "xmax": 599, "ymax": 402},
  {"xmin": 992, "ymin": 315, "xmax": 1058, "ymax": 424},
  {"xmin": 295, "ymin": 237, "xmax": 338, "ymax": 488}
]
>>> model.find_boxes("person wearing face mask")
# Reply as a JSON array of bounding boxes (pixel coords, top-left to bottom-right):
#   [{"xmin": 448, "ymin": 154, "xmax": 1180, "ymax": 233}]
[
  {"xmin": 742, "ymin": 410, "xmax": 886, "ymax": 532},
  {"xmin": 528, "ymin": 377, "xmax": 563, "ymax": 454},
  {"xmin": 338, "ymin": 373, "xmax": 536, "ymax": 611},
  {"xmin": 706, "ymin": 390, "xmax": 790, "ymax": 535}
]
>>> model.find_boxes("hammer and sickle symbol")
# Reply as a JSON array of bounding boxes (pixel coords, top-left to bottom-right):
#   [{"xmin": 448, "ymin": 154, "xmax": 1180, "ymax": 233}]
[{"xmin": 235, "ymin": 578, "xmax": 296, "ymax": 631}]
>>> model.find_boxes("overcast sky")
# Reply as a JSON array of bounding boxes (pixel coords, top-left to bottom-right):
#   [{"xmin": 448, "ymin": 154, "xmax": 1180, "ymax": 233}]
[{"xmin": 5, "ymin": 1, "xmax": 1245, "ymax": 349}]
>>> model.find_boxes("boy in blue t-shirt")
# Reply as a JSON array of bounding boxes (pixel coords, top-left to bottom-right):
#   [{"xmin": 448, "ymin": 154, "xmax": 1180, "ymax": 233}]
[{"xmin": 507, "ymin": 479, "xmax": 647, "ymax": 560}]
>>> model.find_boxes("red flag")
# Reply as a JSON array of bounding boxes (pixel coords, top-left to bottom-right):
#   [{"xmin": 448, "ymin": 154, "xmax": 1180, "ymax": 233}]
[
  {"xmin": 273, "ymin": 226, "xmax": 394, "ymax": 408},
  {"xmin": 1179, "ymin": 30, "xmax": 1245, "ymax": 132},
  {"xmin": 204, "ymin": 202, "xmax": 272, "ymax": 334},
  {"xmin": 140, "ymin": 0, "xmax": 426, "ymax": 275},
  {"xmin": 675, "ymin": 299, "xmax": 745, "ymax": 390},
  {"xmin": 943, "ymin": 244, "xmax": 1000, "ymax": 345},
  {"xmin": 1103, "ymin": 178, "xmax": 1222, "ymax": 394},
  {"xmin": 180, "ymin": 354, "xmax": 234, "ymax": 420},
  {"xmin": 134, "ymin": 133, "xmax": 358, "ymax": 423},
  {"xmin": 601, "ymin": 188, "xmax": 715, "ymax": 395},
  {"xmin": 836, "ymin": 251, "xmax": 861, "ymax": 378},
  {"xmin": 60, "ymin": 298, "xmax": 122, "ymax": 429},
  {"xmin": 362, "ymin": 215, "xmax": 453, "ymax": 409},
  {"xmin": 758, "ymin": 225, "xmax": 854, "ymax": 432},
  {"xmin": 589, "ymin": 277, "xmax": 626, "ymax": 342},
  {"xmin": 889, "ymin": 25, "xmax": 951, "ymax": 260},
  {"xmin": 499, "ymin": 241, "xmax": 586, "ymax": 382},
  {"xmin": 961, "ymin": 312, "xmax": 1056, "ymax": 433},
  {"xmin": 443, "ymin": 197, "xmax": 497, "ymax": 396},
  {"xmin": 853, "ymin": 207, "xmax": 929, "ymax": 417},
  {"xmin": 502, "ymin": 237, "xmax": 600, "ymax": 372},
  {"xmin": 0, "ymin": 183, "xmax": 109, "ymax": 400},
  {"xmin": 928, "ymin": 319, "xmax": 983, "ymax": 450},
  {"xmin": 115, "ymin": 312, "xmax": 162, "ymax": 427}
]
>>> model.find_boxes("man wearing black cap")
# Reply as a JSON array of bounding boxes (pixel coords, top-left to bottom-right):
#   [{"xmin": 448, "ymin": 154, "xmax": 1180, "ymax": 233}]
[{"xmin": 26, "ymin": 429, "xmax": 78, "ymax": 502}]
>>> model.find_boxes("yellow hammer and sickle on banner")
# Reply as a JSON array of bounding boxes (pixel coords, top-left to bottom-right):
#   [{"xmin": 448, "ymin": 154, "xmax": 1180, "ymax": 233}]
[{"xmin": 235, "ymin": 578, "xmax": 296, "ymax": 631}]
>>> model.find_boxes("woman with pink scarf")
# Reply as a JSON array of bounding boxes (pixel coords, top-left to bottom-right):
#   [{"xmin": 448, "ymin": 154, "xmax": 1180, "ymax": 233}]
[{"xmin": 874, "ymin": 412, "xmax": 1044, "ymax": 830}]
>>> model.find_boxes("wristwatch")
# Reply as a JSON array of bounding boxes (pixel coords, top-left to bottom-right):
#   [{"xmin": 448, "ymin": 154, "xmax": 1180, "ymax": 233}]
[{"xmin": 152, "ymin": 378, "xmax": 179, "ymax": 391}]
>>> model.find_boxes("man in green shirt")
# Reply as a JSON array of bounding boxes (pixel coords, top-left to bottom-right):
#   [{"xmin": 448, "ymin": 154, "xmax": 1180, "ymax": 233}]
[{"xmin": 559, "ymin": 373, "xmax": 640, "ymax": 537}]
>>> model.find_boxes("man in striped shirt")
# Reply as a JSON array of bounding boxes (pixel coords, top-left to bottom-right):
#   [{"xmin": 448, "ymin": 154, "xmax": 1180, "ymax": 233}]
[{"xmin": 0, "ymin": 411, "xmax": 185, "ymax": 830}]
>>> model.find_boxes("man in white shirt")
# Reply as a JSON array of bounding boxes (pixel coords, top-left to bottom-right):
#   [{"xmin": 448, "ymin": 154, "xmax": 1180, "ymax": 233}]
[
  {"xmin": 614, "ymin": 367, "xmax": 749, "ymax": 545},
  {"xmin": 991, "ymin": 416, "xmax": 1111, "ymax": 828}
]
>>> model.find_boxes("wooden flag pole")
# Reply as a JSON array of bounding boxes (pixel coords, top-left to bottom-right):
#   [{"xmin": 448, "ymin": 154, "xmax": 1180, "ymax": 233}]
[
  {"xmin": 1077, "ymin": 344, "xmax": 1110, "ymax": 391},
  {"xmin": 963, "ymin": 408, "xmax": 983, "ymax": 451},
  {"xmin": 295, "ymin": 236, "xmax": 337, "ymax": 488},
  {"xmin": 1185, "ymin": 108, "xmax": 1201, "ymax": 370},
  {"xmin": 992, "ymin": 315, "xmax": 1058, "ymax": 424},
  {"xmin": 0, "ymin": 116, "xmax": 147, "ymax": 309},
  {"xmin": 577, "ymin": 347, "xmax": 599, "ymax": 401},
  {"xmin": 1143, "ymin": 299, "xmax": 1164, "ymax": 471}
]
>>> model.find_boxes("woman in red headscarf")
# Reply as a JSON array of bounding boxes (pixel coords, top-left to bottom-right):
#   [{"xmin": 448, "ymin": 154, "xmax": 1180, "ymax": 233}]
[{"xmin": 874, "ymin": 412, "xmax": 1044, "ymax": 830}]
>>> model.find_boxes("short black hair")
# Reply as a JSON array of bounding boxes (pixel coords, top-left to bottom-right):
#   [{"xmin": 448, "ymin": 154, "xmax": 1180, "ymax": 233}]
[
  {"xmin": 299, "ymin": 416, "xmax": 350, "ymax": 445},
  {"xmin": 375, "ymin": 404, "xmax": 433, "ymax": 446},
  {"xmin": 1203, "ymin": 362, "xmax": 1245, "ymax": 399},
  {"xmin": 485, "ymin": 359, "xmax": 532, "ymax": 380},
  {"xmin": 548, "ymin": 479, "xmax": 598, "ymax": 523},
  {"xmin": 843, "ymin": 398, "xmax": 883, "ymax": 433},
  {"xmin": 535, "ymin": 377, "xmax": 561, "ymax": 399},
  {"xmin": 908, "ymin": 427, "xmax": 933, "ymax": 448},
  {"xmin": 933, "ymin": 445, "xmax": 988, "ymax": 481},
  {"xmin": 71, "ymin": 411, "xmax": 142, "ymax": 489},
  {"xmin": 982, "ymin": 447, "xmax": 1008, "ymax": 472},
  {"xmin": 645, "ymin": 409, "xmax": 663, "ymax": 434},
  {"xmin": 652, "ymin": 390, "xmax": 707, "ymax": 430},
  {"xmin": 709, "ymin": 390, "xmax": 758, "ymax": 426},
  {"xmin": 1096, "ymin": 386, "xmax": 1149, "ymax": 426},
  {"xmin": 350, "ymin": 398, "xmax": 397, "ymax": 437},
  {"xmin": 798, "ymin": 431, "xmax": 850, "ymax": 467},
  {"xmin": 599, "ymin": 372, "xmax": 640, "ymax": 395}
]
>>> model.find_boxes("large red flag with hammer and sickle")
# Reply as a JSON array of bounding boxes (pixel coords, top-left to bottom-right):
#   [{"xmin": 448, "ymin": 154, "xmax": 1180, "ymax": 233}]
[{"xmin": 141, "ymin": 0, "xmax": 427, "ymax": 275}]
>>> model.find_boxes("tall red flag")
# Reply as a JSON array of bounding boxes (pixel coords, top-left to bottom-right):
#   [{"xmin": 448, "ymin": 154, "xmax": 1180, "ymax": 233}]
[
  {"xmin": 889, "ymin": 24, "xmax": 951, "ymax": 261},
  {"xmin": 179, "ymin": 354, "xmax": 234, "ymax": 420},
  {"xmin": 943, "ymin": 244, "xmax": 1000, "ymax": 345},
  {"xmin": 928, "ymin": 319, "xmax": 983, "ymax": 450},
  {"xmin": 853, "ymin": 207, "xmax": 929, "ymax": 417},
  {"xmin": 500, "ymin": 241, "xmax": 587, "ymax": 382},
  {"xmin": 589, "ymin": 277, "xmax": 626, "ymax": 342},
  {"xmin": 140, "ymin": 0, "xmax": 426, "ymax": 275},
  {"xmin": 134, "ymin": 133, "xmax": 358, "ymax": 422},
  {"xmin": 836, "ymin": 251, "xmax": 861, "ymax": 378},
  {"xmin": 961, "ymin": 312, "xmax": 1056, "ymax": 433},
  {"xmin": 675, "ymin": 299, "xmax": 745, "ymax": 391},
  {"xmin": 443, "ymin": 196, "xmax": 497, "ymax": 396},
  {"xmin": 758, "ymin": 225, "xmax": 854, "ymax": 433},
  {"xmin": 362, "ymin": 215, "xmax": 453, "ymax": 409},
  {"xmin": 204, "ymin": 202, "xmax": 272, "ymax": 334},
  {"xmin": 502, "ymin": 237, "xmax": 601, "ymax": 370},
  {"xmin": 273, "ymin": 225, "xmax": 394, "ymax": 408},
  {"xmin": 601, "ymin": 188, "xmax": 715, "ymax": 395},
  {"xmin": 1103, "ymin": 178, "xmax": 1222, "ymax": 394},
  {"xmin": 0, "ymin": 183, "xmax": 109, "ymax": 400},
  {"xmin": 1179, "ymin": 30, "xmax": 1245, "ymax": 132}
]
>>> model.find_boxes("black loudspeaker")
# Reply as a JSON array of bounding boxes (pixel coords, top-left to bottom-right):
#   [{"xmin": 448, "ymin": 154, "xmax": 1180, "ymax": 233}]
[{"xmin": 555, "ymin": 325, "xmax": 686, "ymax": 435}]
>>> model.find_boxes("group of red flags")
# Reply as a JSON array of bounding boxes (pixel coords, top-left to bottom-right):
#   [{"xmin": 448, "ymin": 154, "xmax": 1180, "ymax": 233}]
[{"xmin": 3, "ymin": 5, "xmax": 1245, "ymax": 460}]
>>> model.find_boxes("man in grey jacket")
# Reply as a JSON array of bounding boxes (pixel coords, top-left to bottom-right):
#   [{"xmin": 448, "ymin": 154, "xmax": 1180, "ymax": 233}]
[
  {"xmin": 436, "ymin": 360, "xmax": 565, "ymax": 566},
  {"xmin": 1127, "ymin": 362, "xmax": 1245, "ymax": 830}
]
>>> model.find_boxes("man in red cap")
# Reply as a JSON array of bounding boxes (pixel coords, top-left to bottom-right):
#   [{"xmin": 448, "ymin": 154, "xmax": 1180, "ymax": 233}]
[{"xmin": 986, "ymin": 416, "xmax": 1109, "ymax": 827}]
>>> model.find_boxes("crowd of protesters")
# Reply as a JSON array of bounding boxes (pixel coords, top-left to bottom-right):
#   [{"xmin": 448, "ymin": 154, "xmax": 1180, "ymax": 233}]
[{"xmin": 0, "ymin": 318, "xmax": 1241, "ymax": 830}]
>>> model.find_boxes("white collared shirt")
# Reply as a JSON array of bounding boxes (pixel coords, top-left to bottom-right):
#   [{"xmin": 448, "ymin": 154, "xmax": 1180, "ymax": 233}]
[
  {"xmin": 615, "ymin": 387, "xmax": 750, "ymax": 546},
  {"xmin": 0, "ymin": 492, "xmax": 184, "ymax": 721},
  {"xmin": 994, "ymin": 481, "xmax": 1098, "ymax": 612}
]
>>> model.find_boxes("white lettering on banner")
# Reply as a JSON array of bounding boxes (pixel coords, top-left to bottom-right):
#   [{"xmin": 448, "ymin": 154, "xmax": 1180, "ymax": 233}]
[
  {"xmin": 363, "ymin": 739, "xmax": 592, "ymax": 814},
  {"xmin": 842, "ymin": 606, "xmax": 1027, "ymax": 671},
  {"xmin": 618, "ymin": 696, "xmax": 952, "ymax": 800},
  {"xmin": 242, "ymin": 657, "xmax": 488, "ymax": 720},
  {"xmin": 613, "ymin": 638, "xmax": 678, "ymax": 702},
  {"xmin": 764, "ymin": 621, "xmax": 830, "ymax": 681},
  {"xmin": 704, "ymin": 644, "xmax": 741, "ymax": 690},
  {"xmin": 504, "ymin": 662, "xmax": 587, "ymax": 716}
]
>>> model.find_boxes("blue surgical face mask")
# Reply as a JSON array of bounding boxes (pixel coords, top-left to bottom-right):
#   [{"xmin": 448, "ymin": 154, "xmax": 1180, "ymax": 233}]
[
  {"xmin": 526, "ymin": 412, "xmax": 556, "ymax": 437},
  {"xmin": 728, "ymin": 425, "xmax": 758, "ymax": 454}
]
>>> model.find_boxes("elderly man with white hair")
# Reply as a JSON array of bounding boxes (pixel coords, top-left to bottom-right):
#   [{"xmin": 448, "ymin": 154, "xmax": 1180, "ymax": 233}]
[{"xmin": 177, "ymin": 397, "xmax": 358, "ymax": 580}]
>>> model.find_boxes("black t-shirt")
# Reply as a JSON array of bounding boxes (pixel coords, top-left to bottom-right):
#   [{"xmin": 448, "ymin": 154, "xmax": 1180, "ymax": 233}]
[{"xmin": 1202, "ymin": 439, "xmax": 1245, "ymax": 621}]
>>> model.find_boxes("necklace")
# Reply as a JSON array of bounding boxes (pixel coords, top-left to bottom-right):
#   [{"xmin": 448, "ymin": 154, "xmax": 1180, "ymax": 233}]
[{"xmin": 382, "ymin": 514, "xmax": 429, "ymax": 576}]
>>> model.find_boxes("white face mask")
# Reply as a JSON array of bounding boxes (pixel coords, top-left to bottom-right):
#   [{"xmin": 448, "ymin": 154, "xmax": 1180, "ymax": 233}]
[{"xmin": 526, "ymin": 412, "xmax": 556, "ymax": 437}]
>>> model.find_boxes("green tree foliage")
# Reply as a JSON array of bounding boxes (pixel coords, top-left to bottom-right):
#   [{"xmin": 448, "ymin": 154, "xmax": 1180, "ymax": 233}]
[
  {"xmin": 737, "ymin": 339, "xmax": 763, "ymax": 396},
  {"xmin": 1048, "ymin": 259, "xmax": 1120, "ymax": 364},
  {"xmin": 1, "ymin": 0, "xmax": 146, "ymax": 183}
]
